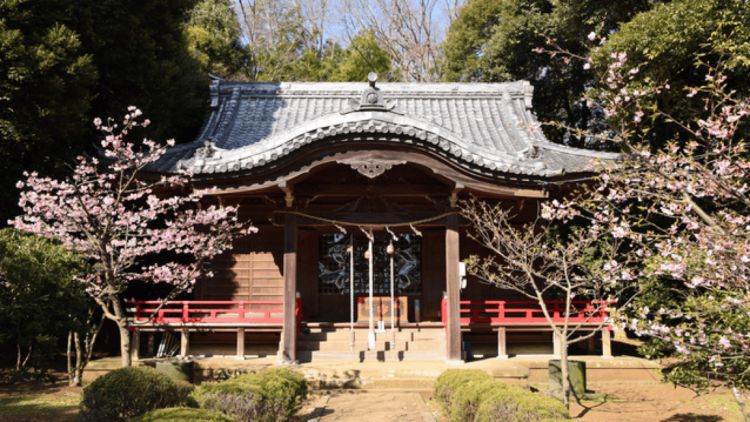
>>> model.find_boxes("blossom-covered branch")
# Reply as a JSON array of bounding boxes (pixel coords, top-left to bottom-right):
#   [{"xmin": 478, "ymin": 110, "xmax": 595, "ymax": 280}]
[{"xmin": 11, "ymin": 108, "xmax": 257, "ymax": 367}]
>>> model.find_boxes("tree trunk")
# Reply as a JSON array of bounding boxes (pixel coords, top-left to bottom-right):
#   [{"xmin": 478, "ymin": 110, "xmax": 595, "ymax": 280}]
[
  {"xmin": 15, "ymin": 343, "xmax": 32, "ymax": 373},
  {"xmin": 560, "ymin": 341, "xmax": 570, "ymax": 408},
  {"xmin": 118, "ymin": 323, "xmax": 132, "ymax": 367},
  {"xmin": 66, "ymin": 331, "xmax": 77, "ymax": 386}
]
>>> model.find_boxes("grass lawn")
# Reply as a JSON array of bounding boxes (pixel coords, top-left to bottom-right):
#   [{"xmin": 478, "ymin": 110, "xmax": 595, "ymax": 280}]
[{"xmin": 0, "ymin": 382, "xmax": 80, "ymax": 422}]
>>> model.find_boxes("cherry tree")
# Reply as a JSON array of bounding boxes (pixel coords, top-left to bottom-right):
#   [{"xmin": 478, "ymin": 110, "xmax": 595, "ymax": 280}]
[
  {"xmin": 461, "ymin": 198, "xmax": 636, "ymax": 407},
  {"xmin": 541, "ymin": 33, "xmax": 750, "ymax": 398},
  {"xmin": 11, "ymin": 108, "xmax": 255, "ymax": 367}
]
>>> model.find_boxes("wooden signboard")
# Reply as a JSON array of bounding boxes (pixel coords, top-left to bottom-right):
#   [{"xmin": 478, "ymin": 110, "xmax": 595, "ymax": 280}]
[{"xmin": 357, "ymin": 296, "xmax": 408, "ymax": 323}]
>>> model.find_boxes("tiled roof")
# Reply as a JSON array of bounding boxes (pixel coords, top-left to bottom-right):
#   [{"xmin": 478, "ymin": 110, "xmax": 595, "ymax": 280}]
[{"xmin": 153, "ymin": 78, "xmax": 617, "ymax": 178}]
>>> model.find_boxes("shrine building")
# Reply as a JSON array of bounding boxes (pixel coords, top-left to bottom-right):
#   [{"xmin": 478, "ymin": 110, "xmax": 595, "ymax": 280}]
[{"xmin": 129, "ymin": 74, "xmax": 617, "ymax": 363}]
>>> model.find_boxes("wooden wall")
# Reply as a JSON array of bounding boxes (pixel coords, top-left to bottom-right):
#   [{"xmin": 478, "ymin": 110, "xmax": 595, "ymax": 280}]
[{"xmin": 195, "ymin": 225, "xmax": 284, "ymax": 303}]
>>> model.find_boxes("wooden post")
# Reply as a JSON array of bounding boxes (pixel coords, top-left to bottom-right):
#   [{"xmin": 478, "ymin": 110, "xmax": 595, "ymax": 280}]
[
  {"xmin": 445, "ymin": 214, "xmax": 462, "ymax": 361},
  {"xmin": 130, "ymin": 329, "xmax": 140, "ymax": 362},
  {"xmin": 497, "ymin": 327, "xmax": 508, "ymax": 359},
  {"xmin": 601, "ymin": 328, "xmax": 612, "ymax": 358},
  {"xmin": 552, "ymin": 330, "xmax": 562, "ymax": 358},
  {"xmin": 279, "ymin": 215, "xmax": 298, "ymax": 362},
  {"xmin": 147, "ymin": 333, "xmax": 155, "ymax": 358},
  {"xmin": 180, "ymin": 328, "xmax": 189, "ymax": 357},
  {"xmin": 587, "ymin": 332, "xmax": 596, "ymax": 354},
  {"xmin": 236, "ymin": 328, "xmax": 245, "ymax": 358}
]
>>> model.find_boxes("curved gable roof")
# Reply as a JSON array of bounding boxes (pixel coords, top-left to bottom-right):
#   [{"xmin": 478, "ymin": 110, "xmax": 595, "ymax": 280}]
[{"xmin": 153, "ymin": 78, "xmax": 616, "ymax": 179}]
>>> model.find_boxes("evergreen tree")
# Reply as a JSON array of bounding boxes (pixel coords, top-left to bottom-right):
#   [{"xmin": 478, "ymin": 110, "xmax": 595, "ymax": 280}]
[
  {"xmin": 333, "ymin": 30, "xmax": 393, "ymax": 82},
  {"xmin": 74, "ymin": 0, "xmax": 208, "ymax": 143},
  {"xmin": 441, "ymin": 0, "xmax": 659, "ymax": 145},
  {"xmin": 592, "ymin": 0, "xmax": 750, "ymax": 149},
  {"xmin": 186, "ymin": 0, "xmax": 250, "ymax": 79},
  {"xmin": 0, "ymin": 0, "xmax": 96, "ymax": 224}
]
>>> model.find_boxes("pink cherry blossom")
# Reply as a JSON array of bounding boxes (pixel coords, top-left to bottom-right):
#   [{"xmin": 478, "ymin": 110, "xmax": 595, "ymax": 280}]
[{"xmin": 11, "ymin": 109, "xmax": 255, "ymax": 366}]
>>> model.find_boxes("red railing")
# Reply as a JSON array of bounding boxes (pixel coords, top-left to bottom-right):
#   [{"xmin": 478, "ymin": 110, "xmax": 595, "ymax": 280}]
[
  {"xmin": 128, "ymin": 299, "xmax": 302, "ymax": 326},
  {"xmin": 441, "ymin": 298, "xmax": 612, "ymax": 326}
]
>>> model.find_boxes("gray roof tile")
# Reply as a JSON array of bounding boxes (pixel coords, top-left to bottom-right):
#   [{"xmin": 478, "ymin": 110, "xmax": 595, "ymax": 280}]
[{"xmin": 152, "ymin": 79, "xmax": 617, "ymax": 178}]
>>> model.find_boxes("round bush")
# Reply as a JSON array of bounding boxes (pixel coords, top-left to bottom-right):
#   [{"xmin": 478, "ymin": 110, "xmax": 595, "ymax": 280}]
[
  {"xmin": 80, "ymin": 366, "xmax": 186, "ymax": 421},
  {"xmin": 192, "ymin": 367, "xmax": 308, "ymax": 422},
  {"xmin": 131, "ymin": 407, "xmax": 233, "ymax": 422},
  {"xmin": 433, "ymin": 369, "xmax": 492, "ymax": 408},
  {"xmin": 448, "ymin": 378, "xmax": 505, "ymax": 422},
  {"xmin": 474, "ymin": 386, "xmax": 569, "ymax": 422},
  {"xmin": 253, "ymin": 368, "xmax": 308, "ymax": 420}
]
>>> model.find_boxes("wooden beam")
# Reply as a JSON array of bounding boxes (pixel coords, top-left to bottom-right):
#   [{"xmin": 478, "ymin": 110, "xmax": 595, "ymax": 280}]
[
  {"xmin": 449, "ymin": 183, "xmax": 464, "ymax": 208},
  {"xmin": 278, "ymin": 181, "xmax": 294, "ymax": 208},
  {"xmin": 445, "ymin": 214, "xmax": 462, "ymax": 361},
  {"xmin": 278, "ymin": 215, "xmax": 298, "ymax": 362},
  {"xmin": 196, "ymin": 150, "xmax": 550, "ymax": 199},
  {"xmin": 295, "ymin": 183, "xmax": 449, "ymax": 197}
]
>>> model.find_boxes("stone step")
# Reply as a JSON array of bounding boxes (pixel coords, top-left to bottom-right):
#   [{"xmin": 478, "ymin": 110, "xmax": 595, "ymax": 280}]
[
  {"xmin": 360, "ymin": 350, "xmax": 445, "ymax": 362},
  {"xmin": 297, "ymin": 339, "xmax": 443, "ymax": 352},
  {"xmin": 301, "ymin": 330, "xmax": 445, "ymax": 342},
  {"xmin": 298, "ymin": 333, "xmax": 444, "ymax": 345}
]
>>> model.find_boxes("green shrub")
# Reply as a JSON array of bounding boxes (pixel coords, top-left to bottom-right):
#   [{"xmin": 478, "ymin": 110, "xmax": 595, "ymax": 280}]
[
  {"xmin": 448, "ymin": 378, "xmax": 505, "ymax": 422},
  {"xmin": 433, "ymin": 369, "xmax": 492, "ymax": 408},
  {"xmin": 131, "ymin": 407, "xmax": 233, "ymax": 422},
  {"xmin": 174, "ymin": 380, "xmax": 197, "ymax": 407},
  {"xmin": 474, "ymin": 385, "xmax": 569, "ymax": 422},
  {"xmin": 80, "ymin": 366, "xmax": 186, "ymax": 421},
  {"xmin": 192, "ymin": 368, "xmax": 308, "ymax": 422},
  {"xmin": 200, "ymin": 392, "xmax": 267, "ymax": 422}
]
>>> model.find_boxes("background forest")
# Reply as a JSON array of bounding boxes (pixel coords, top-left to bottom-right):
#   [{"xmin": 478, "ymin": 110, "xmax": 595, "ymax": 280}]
[
  {"xmin": 4, "ymin": 0, "xmax": 748, "ymax": 223},
  {"xmin": 2, "ymin": 0, "xmax": 750, "ymax": 395}
]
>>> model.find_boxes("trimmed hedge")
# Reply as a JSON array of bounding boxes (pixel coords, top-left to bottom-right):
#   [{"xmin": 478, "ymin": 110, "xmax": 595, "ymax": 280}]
[
  {"xmin": 474, "ymin": 385, "xmax": 568, "ymax": 421},
  {"xmin": 433, "ymin": 369, "xmax": 568, "ymax": 422},
  {"xmin": 80, "ymin": 366, "xmax": 189, "ymax": 422},
  {"xmin": 131, "ymin": 407, "xmax": 232, "ymax": 422},
  {"xmin": 433, "ymin": 369, "xmax": 492, "ymax": 408},
  {"xmin": 449, "ymin": 378, "xmax": 505, "ymax": 422},
  {"xmin": 192, "ymin": 368, "xmax": 308, "ymax": 422}
]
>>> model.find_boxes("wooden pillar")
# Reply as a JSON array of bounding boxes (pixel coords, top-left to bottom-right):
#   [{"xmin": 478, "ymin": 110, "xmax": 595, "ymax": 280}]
[
  {"xmin": 180, "ymin": 328, "xmax": 189, "ymax": 357},
  {"xmin": 147, "ymin": 333, "xmax": 155, "ymax": 358},
  {"xmin": 497, "ymin": 327, "xmax": 508, "ymax": 359},
  {"xmin": 279, "ymin": 215, "xmax": 298, "ymax": 362},
  {"xmin": 587, "ymin": 332, "xmax": 596, "ymax": 354},
  {"xmin": 236, "ymin": 328, "xmax": 245, "ymax": 358},
  {"xmin": 445, "ymin": 214, "xmax": 462, "ymax": 361},
  {"xmin": 552, "ymin": 330, "xmax": 562, "ymax": 358},
  {"xmin": 601, "ymin": 328, "xmax": 612, "ymax": 358},
  {"xmin": 130, "ymin": 329, "xmax": 140, "ymax": 362}
]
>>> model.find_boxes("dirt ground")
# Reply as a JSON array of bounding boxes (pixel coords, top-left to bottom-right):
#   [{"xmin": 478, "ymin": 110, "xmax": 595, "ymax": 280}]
[
  {"xmin": 570, "ymin": 380, "xmax": 745, "ymax": 422},
  {"xmin": 0, "ymin": 364, "xmax": 746, "ymax": 422},
  {"xmin": 304, "ymin": 390, "xmax": 436, "ymax": 422},
  {"xmin": 298, "ymin": 380, "xmax": 746, "ymax": 422}
]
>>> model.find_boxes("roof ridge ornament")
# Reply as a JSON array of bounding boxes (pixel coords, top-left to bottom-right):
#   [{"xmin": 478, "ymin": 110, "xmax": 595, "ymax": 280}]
[
  {"xmin": 196, "ymin": 139, "xmax": 218, "ymax": 159},
  {"xmin": 342, "ymin": 72, "xmax": 401, "ymax": 115}
]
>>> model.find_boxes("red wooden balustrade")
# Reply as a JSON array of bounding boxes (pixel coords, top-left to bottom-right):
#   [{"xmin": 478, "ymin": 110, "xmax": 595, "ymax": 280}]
[
  {"xmin": 127, "ymin": 299, "xmax": 301, "ymax": 326},
  {"xmin": 441, "ymin": 298, "xmax": 613, "ymax": 326}
]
